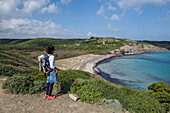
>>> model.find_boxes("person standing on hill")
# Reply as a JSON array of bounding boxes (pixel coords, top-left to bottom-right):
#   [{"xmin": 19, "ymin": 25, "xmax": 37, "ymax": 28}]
[{"xmin": 44, "ymin": 45, "xmax": 58, "ymax": 100}]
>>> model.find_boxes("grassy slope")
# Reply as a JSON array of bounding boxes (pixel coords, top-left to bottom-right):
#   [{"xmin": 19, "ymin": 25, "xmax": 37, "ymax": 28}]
[
  {"xmin": 0, "ymin": 37, "xmax": 138, "ymax": 52},
  {"xmin": 0, "ymin": 50, "xmax": 38, "ymax": 76},
  {"xmin": 1, "ymin": 38, "xmax": 170, "ymax": 51}
]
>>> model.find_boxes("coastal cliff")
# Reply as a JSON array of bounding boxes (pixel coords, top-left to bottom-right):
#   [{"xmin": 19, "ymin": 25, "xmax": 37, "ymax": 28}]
[
  {"xmin": 117, "ymin": 42, "xmax": 167, "ymax": 55},
  {"xmin": 89, "ymin": 37, "xmax": 168, "ymax": 55}
]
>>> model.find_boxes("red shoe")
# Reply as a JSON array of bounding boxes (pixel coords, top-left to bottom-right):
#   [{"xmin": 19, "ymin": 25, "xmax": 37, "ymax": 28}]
[
  {"xmin": 44, "ymin": 94, "xmax": 49, "ymax": 99},
  {"xmin": 47, "ymin": 95, "xmax": 55, "ymax": 100}
]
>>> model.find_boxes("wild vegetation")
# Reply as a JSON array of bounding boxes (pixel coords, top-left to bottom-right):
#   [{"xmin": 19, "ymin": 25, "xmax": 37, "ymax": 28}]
[
  {"xmin": 0, "ymin": 37, "xmax": 145, "ymax": 53},
  {"xmin": 0, "ymin": 50, "xmax": 38, "ymax": 76},
  {"xmin": 1, "ymin": 37, "xmax": 170, "ymax": 112},
  {"xmin": 142, "ymin": 40, "xmax": 170, "ymax": 49}
]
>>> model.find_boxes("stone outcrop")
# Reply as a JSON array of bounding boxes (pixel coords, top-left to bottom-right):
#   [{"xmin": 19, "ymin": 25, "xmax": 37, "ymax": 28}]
[{"xmin": 111, "ymin": 42, "xmax": 168, "ymax": 55}]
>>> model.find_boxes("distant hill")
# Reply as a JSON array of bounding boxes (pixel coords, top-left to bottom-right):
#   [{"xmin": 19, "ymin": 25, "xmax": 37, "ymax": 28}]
[
  {"xmin": 142, "ymin": 40, "xmax": 170, "ymax": 49},
  {"xmin": 0, "ymin": 37, "xmax": 169, "ymax": 54}
]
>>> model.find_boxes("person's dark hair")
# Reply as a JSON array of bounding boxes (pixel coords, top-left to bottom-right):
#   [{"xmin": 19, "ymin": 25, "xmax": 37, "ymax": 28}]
[{"xmin": 46, "ymin": 45, "xmax": 55, "ymax": 54}]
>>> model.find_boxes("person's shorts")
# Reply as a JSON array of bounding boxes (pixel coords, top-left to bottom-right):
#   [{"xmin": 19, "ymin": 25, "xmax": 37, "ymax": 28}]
[{"xmin": 47, "ymin": 70, "xmax": 58, "ymax": 83}]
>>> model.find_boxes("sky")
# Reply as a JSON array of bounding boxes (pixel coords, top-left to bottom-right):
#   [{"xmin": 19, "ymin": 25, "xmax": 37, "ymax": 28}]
[{"xmin": 0, "ymin": 0, "xmax": 170, "ymax": 41}]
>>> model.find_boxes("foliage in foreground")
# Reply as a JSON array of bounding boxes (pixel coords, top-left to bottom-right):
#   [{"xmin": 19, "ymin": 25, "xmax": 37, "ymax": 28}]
[
  {"xmin": 2, "ymin": 69, "xmax": 167, "ymax": 112},
  {"xmin": 2, "ymin": 70, "xmax": 91, "ymax": 94},
  {"xmin": 71, "ymin": 79, "xmax": 166, "ymax": 113},
  {"xmin": 139, "ymin": 81, "xmax": 170, "ymax": 111},
  {"xmin": 2, "ymin": 72, "xmax": 46, "ymax": 94}
]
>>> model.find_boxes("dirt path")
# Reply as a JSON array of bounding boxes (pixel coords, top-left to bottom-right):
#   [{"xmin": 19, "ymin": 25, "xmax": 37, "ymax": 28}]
[{"xmin": 0, "ymin": 77, "xmax": 117, "ymax": 113}]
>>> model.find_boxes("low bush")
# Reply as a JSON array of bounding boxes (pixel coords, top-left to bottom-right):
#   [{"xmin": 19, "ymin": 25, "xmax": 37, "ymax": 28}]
[
  {"xmin": 55, "ymin": 70, "xmax": 91, "ymax": 93},
  {"xmin": 148, "ymin": 81, "xmax": 170, "ymax": 103},
  {"xmin": 122, "ymin": 94, "xmax": 165, "ymax": 113},
  {"xmin": 1, "ymin": 69, "xmax": 167, "ymax": 112},
  {"xmin": 0, "ymin": 66, "xmax": 16, "ymax": 76},
  {"xmin": 2, "ymin": 75, "xmax": 33, "ymax": 94},
  {"xmin": 148, "ymin": 81, "xmax": 170, "ymax": 111},
  {"xmin": 57, "ymin": 70, "xmax": 91, "ymax": 84},
  {"xmin": 71, "ymin": 79, "xmax": 166, "ymax": 113},
  {"xmin": 139, "ymin": 81, "xmax": 170, "ymax": 112},
  {"xmin": 2, "ymin": 74, "xmax": 46, "ymax": 94},
  {"xmin": 71, "ymin": 79, "xmax": 103, "ymax": 104},
  {"xmin": 2, "ymin": 70, "xmax": 91, "ymax": 94},
  {"xmin": 29, "ymin": 80, "xmax": 46, "ymax": 94}
]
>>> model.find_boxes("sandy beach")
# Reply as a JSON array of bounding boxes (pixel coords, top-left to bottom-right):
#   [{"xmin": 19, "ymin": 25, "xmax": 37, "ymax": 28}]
[{"xmin": 55, "ymin": 54, "xmax": 116, "ymax": 74}]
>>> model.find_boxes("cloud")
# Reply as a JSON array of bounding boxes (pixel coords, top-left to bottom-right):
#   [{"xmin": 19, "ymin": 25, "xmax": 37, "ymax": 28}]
[
  {"xmin": 0, "ymin": 18, "xmax": 82, "ymax": 38},
  {"xmin": 60, "ymin": 0, "xmax": 72, "ymax": 5},
  {"xmin": 41, "ymin": 3, "xmax": 59, "ymax": 14},
  {"xmin": 138, "ymin": 10, "xmax": 143, "ymax": 15},
  {"xmin": 108, "ymin": 3, "xmax": 117, "ymax": 11},
  {"xmin": 117, "ymin": 0, "xmax": 170, "ymax": 10},
  {"xmin": 135, "ymin": 8, "xmax": 143, "ymax": 15},
  {"xmin": 0, "ymin": 0, "xmax": 59, "ymax": 18},
  {"xmin": 22, "ymin": 0, "xmax": 50, "ymax": 15},
  {"xmin": 97, "ymin": 5, "xmax": 108, "ymax": 20},
  {"xmin": 168, "ymin": 10, "xmax": 170, "ymax": 14},
  {"xmin": 87, "ymin": 32, "xmax": 96, "ymax": 37},
  {"xmin": 110, "ymin": 14, "xmax": 119, "ymax": 20},
  {"xmin": 106, "ymin": 24, "xmax": 121, "ymax": 32},
  {"xmin": 97, "ymin": 5, "xmax": 105, "ymax": 16},
  {"xmin": 0, "ymin": 0, "xmax": 20, "ymax": 18}
]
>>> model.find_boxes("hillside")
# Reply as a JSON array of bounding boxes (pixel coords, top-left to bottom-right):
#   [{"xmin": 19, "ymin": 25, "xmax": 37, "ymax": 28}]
[
  {"xmin": 0, "ymin": 37, "xmax": 168, "ymax": 54},
  {"xmin": 0, "ymin": 50, "xmax": 38, "ymax": 76},
  {"xmin": 142, "ymin": 40, "xmax": 170, "ymax": 49}
]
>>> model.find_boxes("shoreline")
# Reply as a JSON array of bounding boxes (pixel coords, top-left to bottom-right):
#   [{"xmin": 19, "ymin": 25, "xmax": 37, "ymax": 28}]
[
  {"xmin": 55, "ymin": 51, "xmax": 168, "ymax": 82},
  {"xmin": 55, "ymin": 52, "xmax": 149, "ymax": 74},
  {"xmin": 55, "ymin": 54, "xmax": 117, "ymax": 74}
]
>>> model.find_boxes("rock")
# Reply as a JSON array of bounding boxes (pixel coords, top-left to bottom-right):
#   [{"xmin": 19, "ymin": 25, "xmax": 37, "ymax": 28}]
[
  {"xmin": 69, "ymin": 94, "xmax": 79, "ymax": 101},
  {"xmin": 102, "ymin": 98, "xmax": 113, "ymax": 104}
]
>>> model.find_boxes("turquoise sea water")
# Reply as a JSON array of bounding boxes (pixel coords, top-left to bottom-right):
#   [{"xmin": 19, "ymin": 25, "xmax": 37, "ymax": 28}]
[{"xmin": 94, "ymin": 51, "xmax": 170, "ymax": 91}]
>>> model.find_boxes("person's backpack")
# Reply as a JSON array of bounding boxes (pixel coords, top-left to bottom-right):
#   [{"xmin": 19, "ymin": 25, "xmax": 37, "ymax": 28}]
[{"xmin": 38, "ymin": 54, "xmax": 52, "ymax": 74}]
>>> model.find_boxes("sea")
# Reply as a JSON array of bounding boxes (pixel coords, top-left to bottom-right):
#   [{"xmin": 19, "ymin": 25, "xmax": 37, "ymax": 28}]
[{"xmin": 94, "ymin": 51, "xmax": 170, "ymax": 91}]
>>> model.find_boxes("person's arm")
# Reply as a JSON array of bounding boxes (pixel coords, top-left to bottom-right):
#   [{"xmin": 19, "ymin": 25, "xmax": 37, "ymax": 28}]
[
  {"xmin": 52, "ymin": 67, "xmax": 57, "ymax": 73},
  {"xmin": 49, "ymin": 55, "xmax": 57, "ymax": 73}
]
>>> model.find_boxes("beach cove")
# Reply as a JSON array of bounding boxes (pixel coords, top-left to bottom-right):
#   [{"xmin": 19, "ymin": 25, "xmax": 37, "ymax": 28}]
[
  {"xmin": 55, "ymin": 54, "xmax": 117, "ymax": 74},
  {"xmin": 55, "ymin": 51, "xmax": 170, "ymax": 91}
]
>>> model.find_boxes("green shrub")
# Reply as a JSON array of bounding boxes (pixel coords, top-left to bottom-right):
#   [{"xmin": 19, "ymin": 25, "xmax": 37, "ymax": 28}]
[
  {"xmin": 29, "ymin": 80, "xmax": 46, "ymax": 94},
  {"xmin": 2, "ymin": 75, "xmax": 33, "ymax": 94},
  {"xmin": 122, "ymin": 94, "xmax": 165, "ymax": 113},
  {"xmin": 57, "ymin": 70, "xmax": 91, "ymax": 84},
  {"xmin": 0, "ymin": 66, "xmax": 16, "ymax": 76},
  {"xmin": 71, "ymin": 79, "xmax": 166, "ymax": 112},
  {"xmin": 148, "ymin": 81, "xmax": 170, "ymax": 103},
  {"xmin": 2, "ymin": 74, "xmax": 46, "ymax": 94},
  {"xmin": 55, "ymin": 70, "xmax": 91, "ymax": 93},
  {"xmin": 71, "ymin": 79, "xmax": 103, "ymax": 104},
  {"xmin": 31, "ymin": 71, "xmax": 47, "ymax": 81},
  {"xmin": 147, "ymin": 81, "xmax": 170, "ymax": 111}
]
